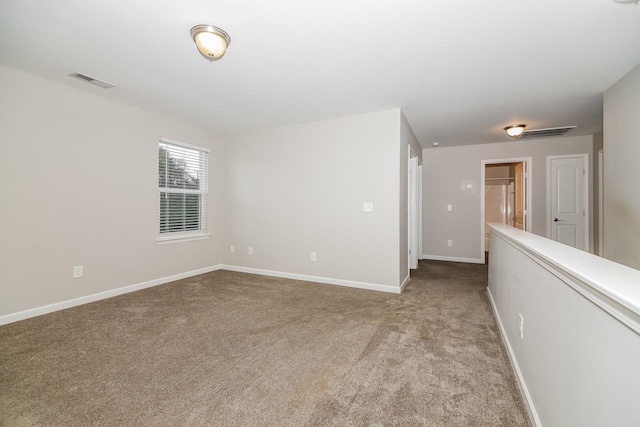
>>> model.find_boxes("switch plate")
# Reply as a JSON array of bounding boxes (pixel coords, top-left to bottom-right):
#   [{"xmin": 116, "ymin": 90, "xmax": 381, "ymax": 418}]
[
  {"xmin": 363, "ymin": 202, "xmax": 374, "ymax": 212},
  {"xmin": 447, "ymin": 240, "xmax": 453, "ymax": 247},
  {"xmin": 311, "ymin": 252, "xmax": 317, "ymax": 262},
  {"xmin": 248, "ymin": 247, "xmax": 253, "ymax": 256},
  {"xmin": 73, "ymin": 266, "xmax": 83, "ymax": 278},
  {"xmin": 447, "ymin": 204, "xmax": 453, "ymax": 211},
  {"xmin": 230, "ymin": 245, "xmax": 235, "ymax": 253}
]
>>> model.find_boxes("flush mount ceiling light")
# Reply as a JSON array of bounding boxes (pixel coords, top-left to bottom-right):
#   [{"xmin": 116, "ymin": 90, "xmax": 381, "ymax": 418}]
[
  {"xmin": 504, "ymin": 124, "xmax": 527, "ymax": 139},
  {"xmin": 190, "ymin": 24, "xmax": 231, "ymax": 61}
]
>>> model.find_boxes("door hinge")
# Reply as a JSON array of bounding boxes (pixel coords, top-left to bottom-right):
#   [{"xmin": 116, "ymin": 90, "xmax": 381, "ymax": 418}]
[{"xmin": 583, "ymin": 169, "xmax": 585, "ymax": 176}]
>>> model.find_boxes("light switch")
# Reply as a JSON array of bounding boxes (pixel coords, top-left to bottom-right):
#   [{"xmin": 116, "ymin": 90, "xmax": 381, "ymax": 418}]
[
  {"xmin": 447, "ymin": 204, "xmax": 453, "ymax": 211},
  {"xmin": 73, "ymin": 266, "xmax": 83, "ymax": 278},
  {"xmin": 363, "ymin": 202, "xmax": 374, "ymax": 212}
]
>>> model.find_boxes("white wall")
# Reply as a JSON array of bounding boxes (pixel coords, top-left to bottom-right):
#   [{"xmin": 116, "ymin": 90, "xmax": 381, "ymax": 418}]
[
  {"xmin": 488, "ymin": 224, "xmax": 640, "ymax": 427},
  {"xmin": 0, "ymin": 65, "xmax": 223, "ymax": 317},
  {"xmin": 422, "ymin": 136, "xmax": 594, "ymax": 262},
  {"xmin": 603, "ymin": 62, "xmax": 640, "ymax": 270},
  {"xmin": 0, "ymin": 65, "xmax": 415, "ymax": 320},
  {"xmin": 222, "ymin": 109, "xmax": 405, "ymax": 290}
]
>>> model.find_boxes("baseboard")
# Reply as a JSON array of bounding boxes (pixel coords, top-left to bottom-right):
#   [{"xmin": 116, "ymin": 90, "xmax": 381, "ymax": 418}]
[
  {"xmin": 487, "ymin": 287, "xmax": 541, "ymax": 427},
  {"xmin": 422, "ymin": 254, "xmax": 484, "ymax": 264},
  {"xmin": 0, "ymin": 265, "xmax": 223, "ymax": 326},
  {"xmin": 219, "ymin": 265, "xmax": 402, "ymax": 294},
  {"xmin": 400, "ymin": 274, "xmax": 411, "ymax": 292},
  {"xmin": 1, "ymin": 264, "xmax": 403, "ymax": 325}
]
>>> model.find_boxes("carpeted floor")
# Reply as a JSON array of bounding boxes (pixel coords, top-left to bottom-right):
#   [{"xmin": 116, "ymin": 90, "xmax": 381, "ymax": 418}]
[{"xmin": 0, "ymin": 260, "xmax": 530, "ymax": 426}]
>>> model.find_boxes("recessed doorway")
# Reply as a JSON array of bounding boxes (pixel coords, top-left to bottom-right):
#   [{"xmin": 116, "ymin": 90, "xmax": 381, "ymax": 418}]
[{"xmin": 481, "ymin": 157, "xmax": 532, "ymax": 263}]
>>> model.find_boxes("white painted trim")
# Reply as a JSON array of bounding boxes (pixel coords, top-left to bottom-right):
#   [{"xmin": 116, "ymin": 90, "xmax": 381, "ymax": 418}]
[
  {"xmin": 219, "ymin": 265, "xmax": 402, "ymax": 294},
  {"xmin": 400, "ymin": 274, "xmax": 411, "ymax": 292},
  {"xmin": 487, "ymin": 287, "xmax": 542, "ymax": 427},
  {"xmin": 480, "ymin": 157, "xmax": 533, "ymax": 264},
  {"xmin": 418, "ymin": 164, "xmax": 423, "ymax": 260},
  {"xmin": 1, "ymin": 264, "xmax": 406, "ymax": 325},
  {"xmin": 546, "ymin": 153, "xmax": 589, "ymax": 252},
  {"xmin": 422, "ymin": 254, "xmax": 484, "ymax": 264},
  {"xmin": 0, "ymin": 265, "xmax": 223, "ymax": 326},
  {"xmin": 598, "ymin": 150, "xmax": 604, "ymax": 257},
  {"xmin": 409, "ymin": 152, "xmax": 419, "ymax": 270},
  {"xmin": 158, "ymin": 136, "xmax": 210, "ymax": 153},
  {"xmin": 156, "ymin": 233, "xmax": 211, "ymax": 244}
]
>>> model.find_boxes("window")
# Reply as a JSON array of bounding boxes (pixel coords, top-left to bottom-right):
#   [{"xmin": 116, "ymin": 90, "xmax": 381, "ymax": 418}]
[{"xmin": 157, "ymin": 137, "xmax": 209, "ymax": 242}]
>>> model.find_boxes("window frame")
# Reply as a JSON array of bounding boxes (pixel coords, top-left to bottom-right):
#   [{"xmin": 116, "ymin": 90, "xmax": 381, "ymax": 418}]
[{"xmin": 156, "ymin": 137, "xmax": 210, "ymax": 244}]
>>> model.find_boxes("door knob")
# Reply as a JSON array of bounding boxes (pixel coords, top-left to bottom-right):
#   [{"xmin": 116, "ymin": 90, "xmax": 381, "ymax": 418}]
[{"xmin": 553, "ymin": 218, "xmax": 562, "ymax": 222}]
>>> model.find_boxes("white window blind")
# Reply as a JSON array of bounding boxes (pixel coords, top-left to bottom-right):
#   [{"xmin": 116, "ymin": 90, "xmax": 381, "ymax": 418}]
[{"xmin": 158, "ymin": 137, "xmax": 209, "ymax": 239}]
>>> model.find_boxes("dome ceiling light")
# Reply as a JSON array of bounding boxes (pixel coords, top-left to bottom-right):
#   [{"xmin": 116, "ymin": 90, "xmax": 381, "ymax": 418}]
[
  {"xmin": 504, "ymin": 124, "xmax": 527, "ymax": 139},
  {"xmin": 190, "ymin": 24, "xmax": 231, "ymax": 62}
]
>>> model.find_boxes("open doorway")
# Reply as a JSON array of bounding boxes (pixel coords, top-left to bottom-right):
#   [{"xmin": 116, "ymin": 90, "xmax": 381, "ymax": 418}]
[
  {"xmin": 481, "ymin": 158, "xmax": 532, "ymax": 263},
  {"xmin": 408, "ymin": 148, "xmax": 422, "ymax": 270}
]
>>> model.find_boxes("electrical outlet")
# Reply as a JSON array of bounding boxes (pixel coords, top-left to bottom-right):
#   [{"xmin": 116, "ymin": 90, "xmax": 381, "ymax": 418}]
[
  {"xmin": 73, "ymin": 266, "xmax": 83, "ymax": 278},
  {"xmin": 311, "ymin": 252, "xmax": 317, "ymax": 262},
  {"xmin": 447, "ymin": 204, "xmax": 453, "ymax": 211},
  {"xmin": 519, "ymin": 313, "xmax": 524, "ymax": 339},
  {"xmin": 447, "ymin": 240, "xmax": 453, "ymax": 247},
  {"xmin": 248, "ymin": 247, "xmax": 253, "ymax": 256},
  {"xmin": 230, "ymin": 245, "xmax": 235, "ymax": 253},
  {"xmin": 363, "ymin": 202, "xmax": 374, "ymax": 212}
]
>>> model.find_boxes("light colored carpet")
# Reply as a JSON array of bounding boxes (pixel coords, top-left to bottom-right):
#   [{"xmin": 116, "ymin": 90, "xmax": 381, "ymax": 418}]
[{"xmin": 0, "ymin": 260, "xmax": 529, "ymax": 426}]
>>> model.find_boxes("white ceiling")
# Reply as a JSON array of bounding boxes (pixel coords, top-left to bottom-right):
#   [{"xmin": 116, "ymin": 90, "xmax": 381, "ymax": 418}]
[{"xmin": 2, "ymin": 0, "xmax": 640, "ymax": 148}]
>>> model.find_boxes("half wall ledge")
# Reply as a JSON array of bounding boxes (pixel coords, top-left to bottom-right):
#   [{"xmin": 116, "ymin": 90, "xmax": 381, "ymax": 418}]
[{"xmin": 487, "ymin": 223, "xmax": 640, "ymax": 427}]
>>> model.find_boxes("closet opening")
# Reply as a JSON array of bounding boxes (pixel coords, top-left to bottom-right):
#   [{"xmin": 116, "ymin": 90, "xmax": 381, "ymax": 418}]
[{"xmin": 480, "ymin": 158, "xmax": 532, "ymax": 264}]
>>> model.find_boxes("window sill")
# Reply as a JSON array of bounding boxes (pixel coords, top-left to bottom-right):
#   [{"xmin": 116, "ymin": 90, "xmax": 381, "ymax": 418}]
[{"xmin": 156, "ymin": 233, "xmax": 211, "ymax": 245}]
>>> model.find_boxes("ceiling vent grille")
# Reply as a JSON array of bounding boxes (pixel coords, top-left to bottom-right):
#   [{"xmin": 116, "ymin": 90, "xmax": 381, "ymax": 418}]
[
  {"xmin": 520, "ymin": 126, "xmax": 576, "ymax": 139},
  {"xmin": 68, "ymin": 72, "xmax": 115, "ymax": 89}
]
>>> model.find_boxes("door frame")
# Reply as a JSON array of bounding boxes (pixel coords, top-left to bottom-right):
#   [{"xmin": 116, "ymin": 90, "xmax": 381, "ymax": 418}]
[
  {"xmin": 546, "ymin": 153, "xmax": 589, "ymax": 251},
  {"xmin": 481, "ymin": 157, "xmax": 533, "ymax": 264},
  {"xmin": 598, "ymin": 150, "xmax": 604, "ymax": 257},
  {"xmin": 408, "ymin": 148, "xmax": 421, "ymax": 270}
]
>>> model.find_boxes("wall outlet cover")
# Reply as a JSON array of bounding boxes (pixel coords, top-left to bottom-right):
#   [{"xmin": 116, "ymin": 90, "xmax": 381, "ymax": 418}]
[{"xmin": 73, "ymin": 266, "xmax": 83, "ymax": 278}]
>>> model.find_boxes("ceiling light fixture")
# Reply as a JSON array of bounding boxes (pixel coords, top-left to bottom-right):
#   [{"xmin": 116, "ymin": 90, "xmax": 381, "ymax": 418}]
[
  {"xmin": 504, "ymin": 124, "xmax": 527, "ymax": 139},
  {"xmin": 190, "ymin": 24, "xmax": 231, "ymax": 62}
]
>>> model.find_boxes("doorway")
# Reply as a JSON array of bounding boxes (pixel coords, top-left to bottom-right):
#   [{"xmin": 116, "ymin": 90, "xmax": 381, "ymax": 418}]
[
  {"xmin": 408, "ymin": 149, "xmax": 422, "ymax": 270},
  {"xmin": 481, "ymin": 157, "xmax": 532, "ymax": 263}
]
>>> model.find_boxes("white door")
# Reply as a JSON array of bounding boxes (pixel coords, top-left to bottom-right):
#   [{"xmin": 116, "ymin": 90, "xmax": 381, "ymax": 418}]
[{"xmin": 549, "ymin": 155, "xmax": 588, "ymax": 250}]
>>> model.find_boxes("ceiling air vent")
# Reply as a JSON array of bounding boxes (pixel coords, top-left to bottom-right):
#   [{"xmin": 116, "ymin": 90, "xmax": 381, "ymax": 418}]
[
  {"xmin": 68, "ymin": 72, "xmax": 115, "ymax": 89},
  {"xmin": 520, "ymin": 126, "xmax": 576, "ymax": 139}
]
